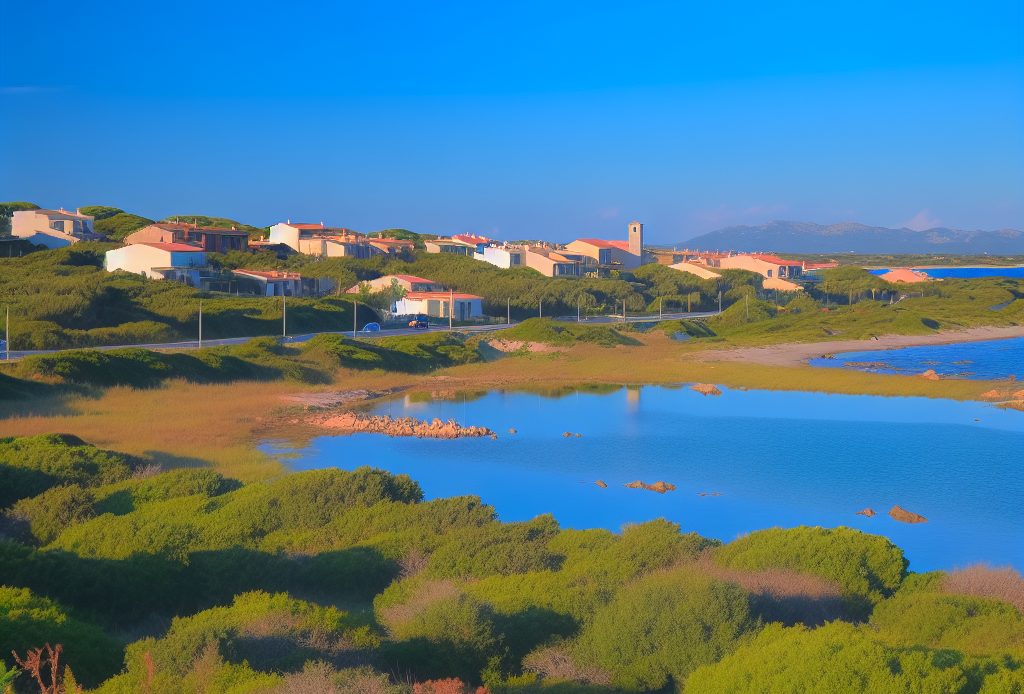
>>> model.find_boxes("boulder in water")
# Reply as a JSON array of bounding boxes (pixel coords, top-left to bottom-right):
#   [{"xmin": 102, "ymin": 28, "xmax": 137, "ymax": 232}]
[
  {"xmin": 855, "ymin": 508, "xmax": 876, "ymax": 517},
  {"xmin": 509, "ymin": 429, "xmax": 517, "ymax": 434},
  {"xmin": 595, "ymin": 480, "xmax": 608, "ymax": 488},
  {"xmin": 624, "ymin": 480, "xmax": 676, "ymax": 494},
  {"xmin": 979, "ymin": 390, "xmax": 1003, "ymax": 399},
  {"xmin": 691, "ymin": 383, "xmax": 722, "ymax": 396},
  {"xmin": 919, "ymin": 369, "xmax": 940, "ymax": 381},
  {"xmin": 889, "ymin": 505, "xmax": 928, "ymax": 523}
]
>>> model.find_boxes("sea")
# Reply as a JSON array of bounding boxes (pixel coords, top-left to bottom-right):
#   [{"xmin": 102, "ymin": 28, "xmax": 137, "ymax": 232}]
[{"xmin": 809, "ymin": 337, "xmax": 1023, "ymax": 381}]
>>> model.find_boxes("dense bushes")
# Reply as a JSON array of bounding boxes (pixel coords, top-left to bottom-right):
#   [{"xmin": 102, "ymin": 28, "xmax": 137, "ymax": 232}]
[
  {"xmin": 0, "ymin": 433, "xmax": 140, "ymax": 507},
  {"xmin": 684, "ymin": 621, "xmax": 1004, "ymax": 693},
  {"xmin": 573, "ymin": 568, "xmax": 759, "ymax": 690},
  {"xmin": 713, "ymin": 526, "xmax": 908, "ymax": 615},
  {"xmin": 0, "ymin": 586, "xmax": 123, "ymax": 688},
  {"xmin": 485, "ymin": 318, "xmax": 642, "ymax": 348},
  {"xmin": 303, "ymin": 332, "xmax": 481, "ymax": 373},
  {"xmin": 2, "ymin": 434, "xmax": 1022, "ymax": 692}
]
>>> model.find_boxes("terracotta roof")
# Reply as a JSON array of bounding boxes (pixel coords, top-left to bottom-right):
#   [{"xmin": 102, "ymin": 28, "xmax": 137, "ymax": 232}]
[
  {"xmin": 451, "ymin": 234, "xmax": 492, "ymax": 244},
  {"xmin": 879, "ymin": 268, "xmax": 930, "ymax": 284},
  {"xmin": 33, "ymin": 209, "xmax": 94, "ymax": 219},
  {"xmin": 752, "ymin": 254, "xmax": 801, "ymax": 266},
  {"xmin": 572, "ymin": 239, "xmax": 616, "ymax": 248},
  {"xmin": 402, "ymin": 291, "xmax": 483, "ymax": 301},
  {"xmin": 607, "ymin": 240, "xmax": 630, "ymax": 251},
  {"xmin": 388, "ymin": 275, "xmax": 436, "ymax": 283},
  {"xmin": 133, "ymin": 242, "xmax": 206, "ymax": 252}
]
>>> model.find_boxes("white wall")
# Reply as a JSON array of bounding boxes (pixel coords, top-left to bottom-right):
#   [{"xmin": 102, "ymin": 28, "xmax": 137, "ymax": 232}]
[
  {"xmin": 105, "ymin": 245, "xmax": 206, "ymax": 278},
  {"xmin": 268, "ymin": 224, "xmax": 301, "ymax": 251}
]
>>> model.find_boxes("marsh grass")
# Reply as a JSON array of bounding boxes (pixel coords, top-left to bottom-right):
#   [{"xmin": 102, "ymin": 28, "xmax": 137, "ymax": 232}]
[{"xmin": 941, "ymin": 564, "xmax": 1024, "ymax": 612}]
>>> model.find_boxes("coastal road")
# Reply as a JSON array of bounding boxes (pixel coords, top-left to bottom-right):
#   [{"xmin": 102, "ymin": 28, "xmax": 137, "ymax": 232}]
[{"xmin": 2, "ymin": 311, "xmax": 719, "ymax": 361}]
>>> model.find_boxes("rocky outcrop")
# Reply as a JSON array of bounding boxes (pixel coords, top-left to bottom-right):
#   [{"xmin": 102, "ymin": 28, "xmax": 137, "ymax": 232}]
[
  {"xmin": 919, "ymin": 369, "xmax": 940, "ymax": 380},
  {"xmin": 691, "ymin": 383, "xmax": 723, "ymax": 396},
  {"xmin": 317, "ymin": 413, "xmax": 494, "ymax": 439},
  {"xmin": 889, "ymin": 505, "xmax": 928, "ymax": 523},
  {"xmin": 979, "ymin": 390, "xmax": 1004, "ymax": 399},
  {"xmin": 855, "ymin": 508, "xmax": 876, "ymax": 517},
  {"xmin": 595, "ymin": 480, "xmax": 608, "ymax": 488},
  {"xmin": 509, "ymin": 429, "xmax": 517, "ymax": 434},
  {"xmin": 624, "ymin": 480, "xmax": 677, "ymax": 494}
]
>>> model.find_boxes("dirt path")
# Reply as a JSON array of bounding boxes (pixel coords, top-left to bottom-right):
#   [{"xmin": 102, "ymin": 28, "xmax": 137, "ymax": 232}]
[{"xmin": 698, "ymin": 326, "xmax": 1024, "ymax": 368}]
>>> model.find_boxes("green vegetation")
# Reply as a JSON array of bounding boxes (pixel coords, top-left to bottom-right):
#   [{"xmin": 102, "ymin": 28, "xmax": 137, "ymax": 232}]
[
  {"xmin": 158, "ymin": 214, "xmax": 267, "ymax": 238},
  {"xmin": 484, "ymin": 318, "xmax": 642, "ymax": 348},
  {"xmin": 77, "ymin": 205, "xmax": 155, "ymax": 240},
  {"xmin": 0, "ymin": 435, "xmax": 1020, "ymax": 692},
  {"xmin": 0, "ymin": 202, "xmax": 41, "ymax": 237}
]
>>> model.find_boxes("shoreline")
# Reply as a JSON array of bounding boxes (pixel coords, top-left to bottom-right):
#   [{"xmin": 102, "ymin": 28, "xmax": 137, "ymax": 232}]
[{"xmin": 698, "ymin": 325, "xmax": 1024, "ymax": 369}]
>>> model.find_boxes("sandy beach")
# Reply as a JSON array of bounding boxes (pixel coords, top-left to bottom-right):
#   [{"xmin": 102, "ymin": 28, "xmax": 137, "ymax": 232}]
[{"xmin": 699, "ymin": 325, "xmax": 1024, "ymax": 368}]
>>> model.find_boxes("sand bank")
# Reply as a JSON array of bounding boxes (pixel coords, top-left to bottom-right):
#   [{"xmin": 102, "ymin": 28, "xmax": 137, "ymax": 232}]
[{"xmin": 698, "ymin": 326, "xmax": 1024, "ymax": 369}]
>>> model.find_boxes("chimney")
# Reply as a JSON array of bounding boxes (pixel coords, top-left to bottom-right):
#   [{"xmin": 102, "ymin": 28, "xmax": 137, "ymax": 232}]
[
  {"xmin": 76, "ymin": 208, "xmax": 80, "ymax": 214},
  {"xmin": 287, "ymin": 219, "xmax": 291, "ymax": 224}
]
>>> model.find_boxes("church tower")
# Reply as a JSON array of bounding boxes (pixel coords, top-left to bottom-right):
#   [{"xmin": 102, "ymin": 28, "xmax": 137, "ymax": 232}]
[{"xmin": 628, "ymin": 221, "xmax": 644, "ymax": 258}]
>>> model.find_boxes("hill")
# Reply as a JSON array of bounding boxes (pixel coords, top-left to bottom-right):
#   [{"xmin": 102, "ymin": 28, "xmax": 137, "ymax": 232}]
[
  {"xmin": 158, "ymin": 214, "xmax": 266, "ymax": 237},
  {"xmin": 677, "ymin": 220, "xmax": 1024, "ymax": 255}
]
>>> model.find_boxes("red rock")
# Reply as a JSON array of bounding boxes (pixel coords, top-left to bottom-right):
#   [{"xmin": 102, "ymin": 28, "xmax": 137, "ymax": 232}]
[
  {"xmin": 889, "ymin": 505, "xmax": 928, "ymax": 523},
  {"xmin": 855, "ymin": 508, "xmax": 876, "ymax": 517}
]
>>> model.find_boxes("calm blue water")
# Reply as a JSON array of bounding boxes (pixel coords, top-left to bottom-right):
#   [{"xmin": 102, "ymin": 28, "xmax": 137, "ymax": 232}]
[
  {"xmin": 809, "ymin": 337, "xmax": 1024, "ymax": 380},
  {"xmin": 868, "ymin": 267, "xmax": 1024, "ymax": 278},
  {"xmin": 268, "ymin": 386, "xmax": 1024, "ymax": 573}
]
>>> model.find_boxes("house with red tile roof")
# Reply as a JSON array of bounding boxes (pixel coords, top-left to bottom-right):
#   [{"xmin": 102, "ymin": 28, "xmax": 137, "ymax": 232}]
[
  {"xmin": 230, "ymin": 269, "xmax": 335, "ymax": 297},
  {"xmin": 269, "ymin": 221, "xmax": 379, "ymax": 259},
  {"xmin": 394, "ymin": 291, "xmax": 484, "ymax": 320},
  {"xmin": 126, "ymin": 222, "xmax": 249, "ymax": 253},
  {"xmin": 565, "ymin": 222, "xmax": 650, "ymax": 270}
]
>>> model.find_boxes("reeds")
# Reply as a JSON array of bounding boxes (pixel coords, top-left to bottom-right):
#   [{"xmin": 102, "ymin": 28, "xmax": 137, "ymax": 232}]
[{"xmin": 942, "ymin": 563, "xmax": 1024, "ymax": 612}]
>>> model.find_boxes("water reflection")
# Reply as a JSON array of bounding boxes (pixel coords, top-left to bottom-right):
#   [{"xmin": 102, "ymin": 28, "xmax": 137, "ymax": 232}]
[{"xmin": 269, "ymin": 385, "xmax": 1024, "ymax": 573}]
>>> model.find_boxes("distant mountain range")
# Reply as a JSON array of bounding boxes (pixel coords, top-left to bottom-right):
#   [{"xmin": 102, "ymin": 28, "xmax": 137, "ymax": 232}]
[{"xmin": 674, "ymin": 220, "xmax": 1024, "ymax": 255}]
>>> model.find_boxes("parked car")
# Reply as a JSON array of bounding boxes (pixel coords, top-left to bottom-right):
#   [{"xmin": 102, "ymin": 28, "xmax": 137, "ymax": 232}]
[
  {"xmin": 361, "ymin": 322, "xmax": 381, "ymax": 332},
  {"xmin": 408, "ymin": 314, "xmax": 429, "ymax": 330}
]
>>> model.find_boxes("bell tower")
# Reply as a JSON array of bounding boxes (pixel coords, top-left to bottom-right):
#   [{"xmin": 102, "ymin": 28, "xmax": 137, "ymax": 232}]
[{"xmin": 628, "ymin": 221, "xmax": 643, "ymax": 258}]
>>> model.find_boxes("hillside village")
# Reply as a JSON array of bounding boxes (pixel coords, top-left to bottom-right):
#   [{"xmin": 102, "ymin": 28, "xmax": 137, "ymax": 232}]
[{"xmin": 4, "ymin": 205, "xmax": 863, "ymax": 324}]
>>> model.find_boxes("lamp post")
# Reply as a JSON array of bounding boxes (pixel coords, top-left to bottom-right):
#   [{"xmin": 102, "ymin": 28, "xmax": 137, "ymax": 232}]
[
  {"xmin": 198, "ymin": 300, "xmax": 202, "ymax": 348},
  {"xmin": 449, "ymin": 289, "xmax": 453, "ymax": 331},
  {"xmin": 4, "ymin": 306, "xmax": 8, "ymax": 360},
  {"xmin": 538, "ymin": 299, "xmax": 542, "ymax": 319},
  {"xmin": 353, "ymin": 299, "xmax": 357, "ymax": 336},
  {"xmin": 282, "ymin": 294, "xmax": 287, "ymax": 338},
  {"xmin": 507, "ymin": 298, "xmax": 510, "ymax": 325}
]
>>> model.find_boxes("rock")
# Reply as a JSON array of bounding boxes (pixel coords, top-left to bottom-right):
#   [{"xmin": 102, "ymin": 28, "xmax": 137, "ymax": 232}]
[
  {"xmin": 623, "ymin": 480, "xmax": 676, "ymax": 494},
  {"xmin": 711, "ymin": 492, "xmax": 723, "ymax": 496},
  {"xmin": 920, "ymin": 369, "xmax": 940, "ymax": 380},
  {"xmin": 1012, "ymin": 389, "xmax": 1024, "ymax": 399},
  {"xmin": 575, "ymin": 433, "xmax": 582, "ymax": 437},
  {"xmin": 563, "ymin": 432, "xmax": 572, "ymax": 437},
  {"xmin": 509, "ymin": 429, "xmax": 517, "ymax": 434},
  {"xmin": 317, "ymin": 413, "xmax": 494, "ymax": 440},
  {"xmin": 595, "ymin": 480, "xmax": 608, "ymax": 488},
  {"xmin": 889, "ymin": 505, "xmax": 928, "ymax": 523},
  {"xmin": 697, "ymin": 492, "xmax": 708, "ymax": 497},
  {"xmin": 979, "ymin": 390, "xmax": 1003, "ymax": 399},
  {"xmin": 490, "ymin": 433, "xmax": 498, "ymax": 439},
  {"xmin": 855, "ymin": 508, "xmax": 876, "ymax": 517},
  {"xmin": 691, "ymin": 383, "xmax": 723, "ymax": 396}
]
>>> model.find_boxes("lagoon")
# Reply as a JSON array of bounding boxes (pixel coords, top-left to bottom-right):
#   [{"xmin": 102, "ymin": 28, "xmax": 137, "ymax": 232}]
[
  {"xmin": 867, "ymin": 267, "xmax": 1024, "ymax": 279},
  {"xmin": 809, "ymin": 336, "xmax": 1024, "ymax": 380},
  {"xmin": 270, "ymin": 386, "xmax": 1024, "ymax": 574}
]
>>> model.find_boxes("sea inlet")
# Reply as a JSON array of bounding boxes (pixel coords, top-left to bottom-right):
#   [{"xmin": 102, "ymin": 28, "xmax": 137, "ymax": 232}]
[{"xmin": 268, "ymin": 385, "xmax": 1024, "ymax": 574}]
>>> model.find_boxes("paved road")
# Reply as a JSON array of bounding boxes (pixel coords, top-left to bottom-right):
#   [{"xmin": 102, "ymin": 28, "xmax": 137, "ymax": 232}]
[{"xmin": 1, "ymin": 311, "xmax": 717, "ymax": 361}]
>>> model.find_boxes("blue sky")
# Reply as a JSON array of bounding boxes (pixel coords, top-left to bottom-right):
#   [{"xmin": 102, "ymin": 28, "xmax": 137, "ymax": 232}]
[{"xmin": 1, "ymin": 1, "xmax": 1021, "ymax": 243}]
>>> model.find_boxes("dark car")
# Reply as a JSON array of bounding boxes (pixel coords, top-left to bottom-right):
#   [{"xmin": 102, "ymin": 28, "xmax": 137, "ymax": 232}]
[{"xmin": 409, "ymin": 314, "xmax": 429, "ymax": 330}]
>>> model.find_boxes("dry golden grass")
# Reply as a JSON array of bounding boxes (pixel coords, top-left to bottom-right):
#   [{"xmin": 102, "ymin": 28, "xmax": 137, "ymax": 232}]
[{"xmin": 942, "ymin": 563, "xmax": 1024, "ymax": 612}]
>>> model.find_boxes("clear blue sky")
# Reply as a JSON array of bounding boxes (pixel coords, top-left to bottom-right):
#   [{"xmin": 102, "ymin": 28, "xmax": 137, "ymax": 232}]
[{"xmin": 1, "ymin": 0, "xmax": 1021, "ymax": 243}]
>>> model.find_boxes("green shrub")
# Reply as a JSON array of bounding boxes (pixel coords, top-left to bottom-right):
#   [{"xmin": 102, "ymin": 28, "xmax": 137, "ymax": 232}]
[
  {"xmin": 872, "ymin": 592, "xmax": 1024, "ymax": 655},
  {"xmin": 0, "ymin": 434, "xmax": 138, "ymax": 508},
  {"xmin": 713, "ymin": 526, "xmax": 908, "ymax": 614},
  {"xmin": 653, "ymin": 318, "xmax": 715, "ymax": 338},
  {"xmin": 572, "ymin": 567, "xmax": 759, "ymax": 691},
  {"xmin": 303, "ymin": 332, "xmax": 481, "ymax": 373},
  {"xmin": 9, "ymin": 484, "xmax": 96, "ymax": 545},
  {"xmin": 487, "ymin": 318, "xmax": 641, "ymax": 348},
  {"xmin": 425, "ymin": 514, "xmax": 563, "ymax": 579},
  {"xmin": 685, "ymin": 621, "xmax": 975, "ymax": 694},
  {"xmin": 0, "ymin": 586, "xmax": 123, "ymax": 688}
]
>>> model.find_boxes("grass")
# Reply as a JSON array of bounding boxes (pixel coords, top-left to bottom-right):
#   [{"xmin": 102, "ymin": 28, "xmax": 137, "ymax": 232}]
[{"xmin": 482, "ymin": 318, "xmax": 643, "ymax": 347}]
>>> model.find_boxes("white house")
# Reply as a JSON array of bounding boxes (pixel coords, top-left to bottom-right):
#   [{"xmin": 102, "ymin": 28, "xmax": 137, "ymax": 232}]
[
  {"xmin": 268, "ymin": 221, "xmax": 378, "ymax": 258},
  {"xmin": 393, "ymin": 291, "xmax": 484, "ymax": 321},
  {"xmin": 474, "ymin": 246, "xmax": 524, "ymax": 269},
  {"xmin": 12, "ymin": 208, "xmax": 104, "ymax": 249},
  {"xmin": 105, "ymin": 242, "xmax": 207, "ymax": 285}
]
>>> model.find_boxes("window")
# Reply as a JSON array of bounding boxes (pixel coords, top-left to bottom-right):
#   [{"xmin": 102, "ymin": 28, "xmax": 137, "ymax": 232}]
[
  {"xmin": 767, "ymin": 269, "xmax": 772, "ymax": 277},
  {"xmin": 49, "ymin": 220, "xmax": 66, "ymax": 232}
]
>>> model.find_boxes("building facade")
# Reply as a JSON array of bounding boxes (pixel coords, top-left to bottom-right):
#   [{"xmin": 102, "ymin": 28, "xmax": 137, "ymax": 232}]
[
  {"xmin": 393, "ymin": 292, "xmax": 484, "ymax": 320},
  {"xmin": 105, "ymin": 242, "xmax": 208, "ymax": 285},
  {"xmin": 12, "ymin": 208, "xmax": 104, "ymax": 248},
  {"xmin": 125, "ymin": 223, "xmax": 249, "ymax": 253}
]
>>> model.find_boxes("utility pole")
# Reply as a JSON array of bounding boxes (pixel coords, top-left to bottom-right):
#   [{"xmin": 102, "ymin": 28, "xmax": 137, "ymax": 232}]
[
  {"xmin": 198, "ymin": 300, "xmax": 203, "ymax": 348},
  {"xmin": 718, "ymin": 291, "xmax": 722, "ymax": 314},
  {"xmin": 4, "ymin": 306, "xmax": 8, "ymax": 361},
  {"xmin": 282, "ymin": 294, "xmax": 287, "ymax": 339},
  {"xmin": 539, "ymin": 299, "xmax": 542, "ymax": 319},
  {"xmin": 659, "ymin": 299, "xmax": 662, "ymax": 321},
  {"xmin": 449, "ymin": 289, "xmax": 454, "ymax": 331},
  {"xmin": 353, "ymin": 299, "xmax": 357, "ymax": 336},
  {"xmin": 577, "ymin": 300, "xmax": 580, "ymax": 323},
  {"xmin": 745, "ymin": 293, "xmax": 748, "ymax": 321},
  {"xmin": 507, "ymin": 298, "xmax": 510, "ymax": 325},
  {"xmin": 622, "ymin": 300, "xmax": 626, "ymax": 323}
]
